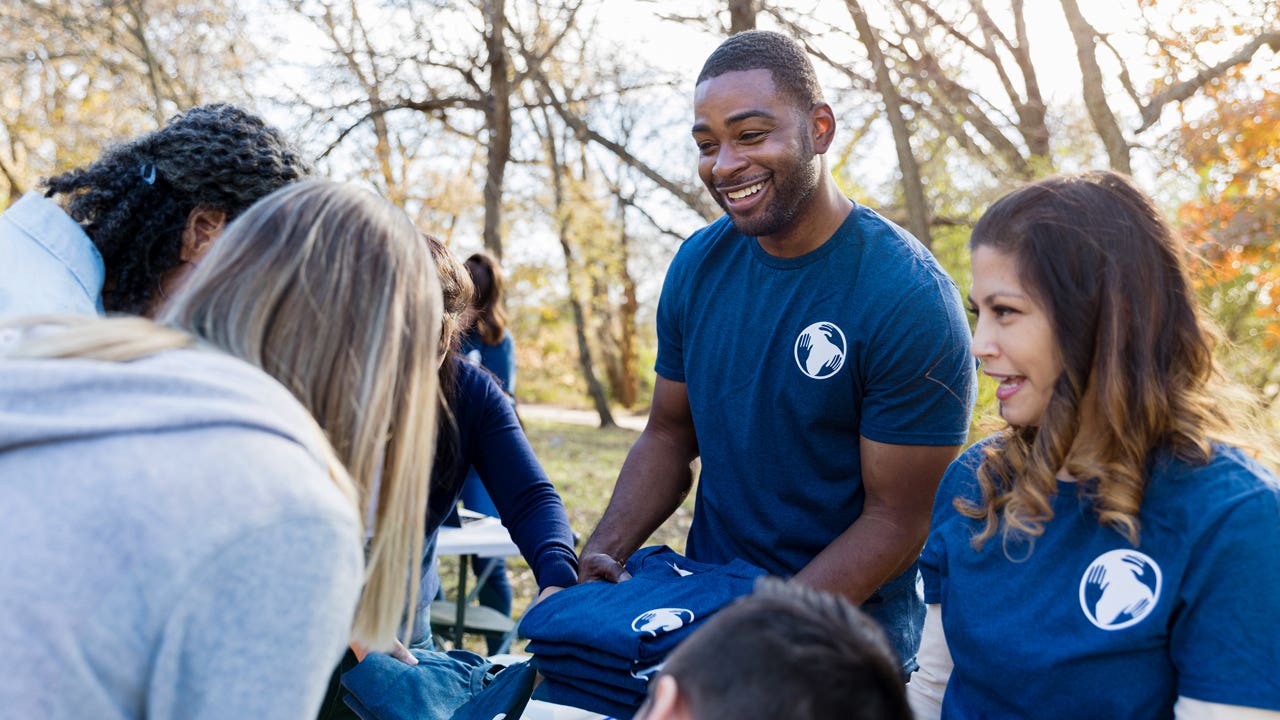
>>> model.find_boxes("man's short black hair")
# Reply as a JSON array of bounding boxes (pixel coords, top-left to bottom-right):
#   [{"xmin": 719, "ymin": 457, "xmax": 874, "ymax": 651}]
[
  {"xmin": 43, "ymin": 103, "xmax": 313, "ymax": 314},
  {"xmin": 695, "ymin": 30, "xmax": 823, "ymax": 110},
  {"xmin": 657, "ymin": 578, "xmax": 911, "ymax": 720}
]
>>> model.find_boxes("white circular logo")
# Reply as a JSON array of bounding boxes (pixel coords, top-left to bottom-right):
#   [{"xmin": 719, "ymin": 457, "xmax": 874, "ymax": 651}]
[
  {"xmin": 1078, "ymin": 550, "xmax": 1162, "ymax": 630},
  {"xmin": 630, "ymin": 662, "xmax": 665, "ymax": 682},
  {"xmin": 794, "ymin": 321, "xmax": 847, "ymax": 379},
  {"xmin": 631, "ymin": 608, "xmax": 695, "ymax": 636}
]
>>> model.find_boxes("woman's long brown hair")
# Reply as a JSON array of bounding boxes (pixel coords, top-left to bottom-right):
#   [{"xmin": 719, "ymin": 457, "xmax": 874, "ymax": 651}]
[{"xmin": 962, "ymin": 171, "xmax": 1268, "ymax": 551}]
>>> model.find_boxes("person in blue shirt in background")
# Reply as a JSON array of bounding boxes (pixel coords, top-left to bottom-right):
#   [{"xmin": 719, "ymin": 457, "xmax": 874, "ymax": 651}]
[
  {"xmin": 453, "ymin": 250, "xmax": 520, "ymax": 654},
  {"xmin": 909, "ymin": 171, "xmax": 1280, "ymax": 719},
  {"xmin": 578, "ymin": 29, "xmax": 976, "ymax": 673},
  {"xmin": 461, "ymin": 251, "xmax": 517, "ymax": 404}
]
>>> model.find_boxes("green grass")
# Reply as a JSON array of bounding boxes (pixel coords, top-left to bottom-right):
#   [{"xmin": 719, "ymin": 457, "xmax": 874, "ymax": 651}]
[{"xmin": 435, "ymin": 415, "xmax": 695, "ymax": 653}]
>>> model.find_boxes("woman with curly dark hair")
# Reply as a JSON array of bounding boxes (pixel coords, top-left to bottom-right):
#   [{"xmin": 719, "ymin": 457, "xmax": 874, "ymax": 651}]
[
  {"xmin": 909, "ymin": 171, "xmax": 1280, "ymax": 720},
  {"xmin": 0, "ymin": 103, "xmax": 311, "ymax": 317}
]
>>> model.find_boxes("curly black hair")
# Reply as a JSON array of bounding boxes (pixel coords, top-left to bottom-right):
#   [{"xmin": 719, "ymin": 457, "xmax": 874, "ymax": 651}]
[
  {"xmin": 43, "ymin": 103, "xmax": 314, "ymax": 314},
  {"xmin": 696, "ymin": 30, "xmax": 823, "ymax": 110}
]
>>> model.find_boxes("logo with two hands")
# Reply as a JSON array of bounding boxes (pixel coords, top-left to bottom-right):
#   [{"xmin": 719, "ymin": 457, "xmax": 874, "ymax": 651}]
[
  {"xmin": 1078, "ymin": 550, "xmax": 1162, "ymax": 630},
  {"xmin": 794, "ymin": 321, "xmax": 847, "ymax": 379}
]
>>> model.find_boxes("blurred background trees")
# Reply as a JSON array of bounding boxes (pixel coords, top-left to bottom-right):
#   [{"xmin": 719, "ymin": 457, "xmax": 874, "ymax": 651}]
[{"xmin": 4, "ymin": 0, "xmax": 1277, "ymax": 426}]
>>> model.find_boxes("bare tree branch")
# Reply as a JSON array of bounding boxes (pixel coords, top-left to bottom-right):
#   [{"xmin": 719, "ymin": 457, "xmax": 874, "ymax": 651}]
[
  {"xmin": 1136, "ymin": 31, "xmax": 1280, "ymax": 132},
  {"xmin": 519, "ymin": 46, "xmax": 716, "ymax": 221},
  {"xmin": 847, "ymin": 0, "xmax": 932, "ymax": 246},
  {"xmin": 1059, "ymin": 0, "xmax": 1131, "ymax": 173}
]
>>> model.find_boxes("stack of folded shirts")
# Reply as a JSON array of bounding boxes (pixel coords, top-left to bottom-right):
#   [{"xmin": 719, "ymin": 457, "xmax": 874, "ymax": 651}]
[{"xmin": 520, "ymin": 546, "xmax": 769, "ymax": 718}]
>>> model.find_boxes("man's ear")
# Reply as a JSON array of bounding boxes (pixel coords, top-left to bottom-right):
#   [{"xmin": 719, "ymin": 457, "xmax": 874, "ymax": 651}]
[
  {"xmin": 810, "ymin": 102, "xmax": 837, "ymax": 154},
  {"xmin": 638, "ymin": 675, "xmax": 691, "ymax": 720},
  {"xmin": 181, "ymin": 207, "xmax": 227, "ymax": 263}
]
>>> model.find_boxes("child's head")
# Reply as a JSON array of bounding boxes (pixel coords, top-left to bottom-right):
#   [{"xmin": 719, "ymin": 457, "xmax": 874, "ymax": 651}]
[{"xmin": 637, "ymin": 578, "xmax": 911, "ymax": 720}]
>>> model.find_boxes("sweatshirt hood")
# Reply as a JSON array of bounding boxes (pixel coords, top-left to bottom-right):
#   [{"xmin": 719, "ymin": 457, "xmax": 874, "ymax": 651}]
[{"xmin": 0, "ymin": 343, "xmax": 332, "ymax": 466}]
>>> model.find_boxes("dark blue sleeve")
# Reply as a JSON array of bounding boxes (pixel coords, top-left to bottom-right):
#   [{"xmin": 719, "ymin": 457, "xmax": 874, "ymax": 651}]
[
  {"xmin": 457, "ymin": 364, "xmax": 578, "ymax": 590},
  {"xmin": 655, "ymin": 220, "xmax": 727, "ymax": 383},
  {"xmin": 920, "ymin": 442, "xmax": 987, "ymax": 604},
  {"xmin": 654, "ymin": 247, "xmax": 690, "ymax": 383},
  {"xmin": 860, "ymin": 267, "xmax": 976, "ymax": 446},
  {"xmin": 1171, "ymin": 462, "xmax": 1280, "ymax": 709}
]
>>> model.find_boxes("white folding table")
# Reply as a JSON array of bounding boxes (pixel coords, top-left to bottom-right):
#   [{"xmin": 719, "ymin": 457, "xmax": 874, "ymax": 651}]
[{"xmin": 435, "ymin": 513, "xmax": 521, "ymax": 649}]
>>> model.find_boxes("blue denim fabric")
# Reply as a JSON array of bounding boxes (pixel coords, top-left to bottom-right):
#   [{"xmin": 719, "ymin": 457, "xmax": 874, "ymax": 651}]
[
  {"xmin": 339, "ymin": 649, "xmax": 534, "ymax": 720},
  {"xmin": 452, "ymin": 660, "xmax": 536, "ymax": 720},
  {"xmin": 0, "ymin": 192, "xmax": 103, "ymax": 317},
  {"xmin": 861, "ymin": 564, "xmax": 923, "ymax": 675}
]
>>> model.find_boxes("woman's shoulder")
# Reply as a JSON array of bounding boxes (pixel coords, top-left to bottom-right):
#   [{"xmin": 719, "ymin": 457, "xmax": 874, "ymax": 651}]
[
  {"xmin": 1149, "ymin": 442, "xmax": 1280, "ymax": 505},
  {"xmin": 932, "ymin": 437, "xmax": 1000, "ymax": 518}
]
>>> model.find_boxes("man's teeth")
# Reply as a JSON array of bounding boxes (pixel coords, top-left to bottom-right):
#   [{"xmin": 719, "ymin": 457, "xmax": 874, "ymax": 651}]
[{"xmin": 726, "ymin": 182, "xmax": 764, "ymax": 200}]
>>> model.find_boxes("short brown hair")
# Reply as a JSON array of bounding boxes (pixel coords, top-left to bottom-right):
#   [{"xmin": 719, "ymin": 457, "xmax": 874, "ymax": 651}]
[{"xmin": 655, "ymin": 578, "xmax": 911, "ymax": 720}]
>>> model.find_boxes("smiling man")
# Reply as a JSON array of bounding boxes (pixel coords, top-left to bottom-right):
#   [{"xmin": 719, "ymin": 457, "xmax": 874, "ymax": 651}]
[{"xmin": 578, "ymin": 30, "xmax": 976, "ymax": 672}]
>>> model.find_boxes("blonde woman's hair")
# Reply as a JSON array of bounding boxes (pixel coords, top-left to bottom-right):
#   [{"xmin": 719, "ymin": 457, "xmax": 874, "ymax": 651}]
[
  {"xmin": 6, "ymin": 180, "xmax": 442, "ymax": 650},
  {"xmin": 963, "ymin": 171, "xmax": 1275, "ymax": 551}
]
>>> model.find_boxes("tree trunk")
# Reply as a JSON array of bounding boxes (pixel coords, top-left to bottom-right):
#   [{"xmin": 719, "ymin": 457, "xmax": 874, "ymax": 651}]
[
  {"xmin": 1008, "ymin": 0, "xmax": 1051, "ymax": 164},
  {"xmin": 847, "ymin": 0, "xmax": 932, "ymax": 247},
  {"xmin": 483, "ymin": 0, "xmax": 512, "ymax": 259},
  {"xmin": 539, "ymin": 111, "xmax": 616, "ymax": 428},
  {"xmin": 1059, "ymin": 0, "xmax": 1131, "ymax": 174},
  {"xmin": 564, "ymin": 260, "xmax": 615, "ymax": 427},
  {"xmin": 616, "ymin": 210, "xmax": 639, "ymax": 408},
  {"xmin": 728, "ymin": 0, "xmax": 757, "ymax": 34}
]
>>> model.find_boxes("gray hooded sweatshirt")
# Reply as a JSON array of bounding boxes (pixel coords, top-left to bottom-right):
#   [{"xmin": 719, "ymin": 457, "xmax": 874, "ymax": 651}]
[{"xmin": 0, "ymin": 345, "xmax": 363, "ymax": 719}]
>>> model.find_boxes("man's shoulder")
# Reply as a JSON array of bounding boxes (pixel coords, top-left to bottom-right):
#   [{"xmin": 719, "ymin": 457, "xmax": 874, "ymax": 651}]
[
  {"xmin": 0, "ymin": 192, "xmax": 104, "ymax": 317},
  {"xmin": 842, "ymin": 204, "xmax": 942, "ymax": 267},
  {"xmin": 662, "ymin": 216, "xmax": 741, "ymax": 288},
  {"xmin": 675, "ymin": 215, "xmax": 737, "ymax": 257}
]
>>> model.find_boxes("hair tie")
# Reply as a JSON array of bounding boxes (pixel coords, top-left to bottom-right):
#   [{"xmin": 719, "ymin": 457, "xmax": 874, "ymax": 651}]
[{"xmin": 139, "ymin": 163, "xmax": 157, "ymax": 185}]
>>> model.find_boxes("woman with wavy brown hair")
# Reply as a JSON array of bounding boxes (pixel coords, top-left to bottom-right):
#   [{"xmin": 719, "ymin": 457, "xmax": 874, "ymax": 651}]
[{"xmin": 909, "ymin": 171, "xmax": 1280, "ymax": 720}]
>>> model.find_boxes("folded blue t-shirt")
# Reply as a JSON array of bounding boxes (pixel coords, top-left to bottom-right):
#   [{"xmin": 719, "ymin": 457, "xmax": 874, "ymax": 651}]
[
  {"xmin": 532, "ymin": 675, "xmax": 641, "ymax": 720},
  {"xmin": 532, "ymin": 651, "xmax": 657, "ymax": 698},
  {"xmin": 523, "ymin": 637, "xmax": 673, "ymax": 674},
  {"xmin": 520, "ymin": 546, "xmax": 768, "ymax": 662}
]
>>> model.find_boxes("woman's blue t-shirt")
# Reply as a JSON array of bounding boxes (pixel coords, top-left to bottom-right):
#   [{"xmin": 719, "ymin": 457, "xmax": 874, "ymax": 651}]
[{"xmin": 921, "ymin": 440, "xmax": 1280, "ymax": 717}]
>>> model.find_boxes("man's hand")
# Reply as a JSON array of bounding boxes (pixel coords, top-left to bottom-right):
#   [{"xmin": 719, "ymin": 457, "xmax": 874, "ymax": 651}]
[
  {"xmin": 576, "ymin": 377, "xmax": 696, "ymax": 587},
  {"xmin": 576, "ymin": 553, "xmax": 633, "ymax": 584}
]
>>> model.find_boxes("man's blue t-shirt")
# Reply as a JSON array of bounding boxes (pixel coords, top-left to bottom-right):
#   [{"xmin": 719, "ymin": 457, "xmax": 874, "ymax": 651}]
[
  {"xmin": 655, "ymin": 207, "xmax": 975, "ymax": 663},
  {"xmin": 921, "ymin": 440, "xmax": 1280, "ymax": 717}
]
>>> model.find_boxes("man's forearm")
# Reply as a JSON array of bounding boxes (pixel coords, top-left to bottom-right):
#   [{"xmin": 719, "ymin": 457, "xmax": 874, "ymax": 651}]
[
  {"xmin": 582, "ymin": 430, "xmax": 695, "ymax": 562},
  {"xmin": 791, "ymin": 507, "xmax": 928, "ymax": 604}
]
